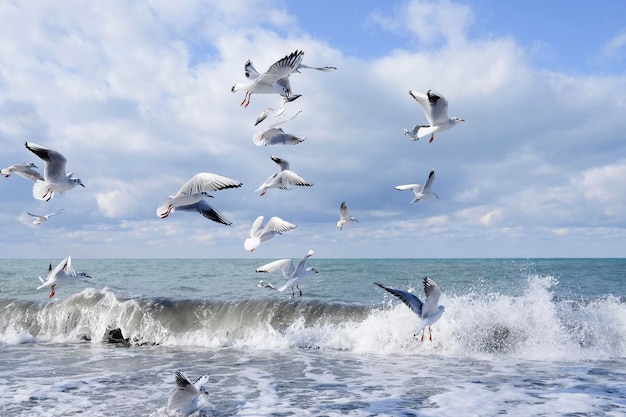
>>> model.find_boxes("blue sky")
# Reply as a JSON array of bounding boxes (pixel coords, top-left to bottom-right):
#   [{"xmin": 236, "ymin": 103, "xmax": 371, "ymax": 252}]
[{"xmin": 0, "ymin": 0, "xmax": 625, "ymax": 259}]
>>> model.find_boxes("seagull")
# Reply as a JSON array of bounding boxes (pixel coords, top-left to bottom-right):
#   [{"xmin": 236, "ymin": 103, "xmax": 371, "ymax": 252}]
[
  {"xmin": 24, "ymin": 142, "xmax": 85, "ymax": 201},
  {"xmin": 27, "ymin": 208, "xmax": 63, "ymax": 225},
  {"xmin": 244, "ymin": 215, "xmax": 297, "ymax": 252},
  {"xmin": 404, "ymin": 90, "xmax": 464, "ymax": 143},
  {"xmin": 395, "ymin": 169, "xmax": 439, "ymax": 202},
  {"xmin": 231, "ymin": 50, "xmax": 305, "ymax": 108},
  {"xmin": 254, "ymin": 94, "xmax": 302, "ymax": 126},
  {"xmin": 375, "ymin": 277, "xmax": 445, "ymax": 342},
  {"xmin": 167, "ymin": 370, "xmax": 210, "ymax": 416},
  {"xmin": 337, "ymin": 201, "xmax": 358, "ymax": 230},
  {"xmin": 256, "ymin": 249, "xmax": 319, "ymax": 297},
  {"xmin": 255, "ymin": 155, "xmax": 313, "ymax": 196},
  {"xmin": 253, "ymin": 110, "xmax": 305, "ymax": 146},
  {"xmin": 1, "ymin": 162, "xmax": 44, "ymax": 181},
  {"xmin": 156, "ymin": 173, "xmax": 242, "ymax": 225},
  {"xmin": 257, "ymin": 280, "xmax": 277, "ymax": 290},
  {"xmin": 37, "ymin": 256, "xmax": 91, "ymax": 298}
]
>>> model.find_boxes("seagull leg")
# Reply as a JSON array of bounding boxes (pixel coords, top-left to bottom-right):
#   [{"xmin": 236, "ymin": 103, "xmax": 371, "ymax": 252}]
[
  {"xmin": 420, "ymin": 330, "xmax": 425, "ymax": 342},
  {"xmin": 429, "ymin": 134, "xmax": 435, "ymax": 143},
  {"xmin": 429, "ymin": 327, "xmax": 433, "ymax": 341},
  {"xmin": 49, "ymin": 285, "xmax": 55, "ymax": 298}
]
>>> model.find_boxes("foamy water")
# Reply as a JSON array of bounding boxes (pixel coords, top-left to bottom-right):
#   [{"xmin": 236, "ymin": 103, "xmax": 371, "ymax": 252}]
[{"xmin": 0, "ymin": 258, "xmax": 625, "ymax": 415}]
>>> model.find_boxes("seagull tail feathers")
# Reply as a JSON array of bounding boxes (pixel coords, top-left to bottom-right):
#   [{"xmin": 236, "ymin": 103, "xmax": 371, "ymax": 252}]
[
  {"xmin": 244, "ymin": 237, "xmax": 260, "ymax": 252},
  {"xmin": 32, "ymin": 180, "xmax": 51, "ymax": 201}
]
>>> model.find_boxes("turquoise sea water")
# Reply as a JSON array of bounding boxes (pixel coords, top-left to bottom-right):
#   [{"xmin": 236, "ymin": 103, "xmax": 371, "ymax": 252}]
[{"xmin": 1, "ymin": 258, "xmax": 625, "ymax": 416}]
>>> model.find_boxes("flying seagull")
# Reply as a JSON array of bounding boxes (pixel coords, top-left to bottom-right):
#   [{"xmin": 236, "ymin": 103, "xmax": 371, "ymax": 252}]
[
  {"xmin": 255, "ymin": 155, "xmax": 313, "ymax": 196},
  {"xmin": 1, "ymin": 162, "xmax": 44, "ymax": 181},
  {"xmin": 395, "ymin": 169, "xmax": 439, "ymax": 203},
  {"xmin": 375, "ymin": 277, "xmax": 445, "ymax": 341},
  {"xmin": 337, "ymin": 201, "xmax": 358, "ymax": 230},
  {"xmin": 27, "ymin": 208, "xmax": 64, "ymax": 225},
  {"xmin": 24, "ymin": 142, "xmax": 85, "ymax": 201},
  {"xmin": 244, "ymin": 215, "xmax": 297, "ymax": 252},
  {"xmin": 254, "ymin": 94, "xmax": 302, "ymax": 126},
  {"xmin": 256, "ymin": 249, "xmax": 319, "ymax": 297},
  {"xmin": 156, "ymin": 173, "xmax": 242, "ymax": 225},
  {"xmin": 231, "ymin": 50, "xmax": 305, "ymax": 108},
  {"xmin": 37, "ymin": 256, "xmax": 91, "ymax": 298},
  {"xmin": 404, "ymin": 90, "xmax": 464, "ymax": 143}
]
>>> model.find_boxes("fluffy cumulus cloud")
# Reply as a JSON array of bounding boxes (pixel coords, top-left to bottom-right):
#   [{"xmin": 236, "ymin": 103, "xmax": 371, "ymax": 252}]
[{"xmin": 0, "ymin": 0, "xmax": 625, "ymax": 258}]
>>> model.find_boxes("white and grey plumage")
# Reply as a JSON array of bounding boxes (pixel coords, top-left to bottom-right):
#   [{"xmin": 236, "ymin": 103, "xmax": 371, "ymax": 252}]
[
  {"xmin": 255, "ymin": 155, "xmax": 313, "ymax": 196},
  {"xmin": 24, "ymin": 142, "xmax": 85, "ymax": 201},
  {"xmin": 404, "ymin": 90, "xmax": 464, "ymax": 143},
  {"xmin": 256, "ymin": 249, "xmax": 319, "ymax": 297},
  {"xmin": 156, "ymin": 173, "xmax": 242, "ymax": 225},
  {"xmin": 1, "ymin": 162, "xmax": 44, "ymax": 181},
  {"xmin": 37, "ymin": 256, "xmax": 91, "ymax": 298},
  {"xmin": 253, "ymin": 110, "xmax": 305, "ymax": 147},
  {"xmin": 244, "ymin": 215, "xmax": 297, "ymax": 252},
  {"xmin": 27, "ymin": 208, "xmax": 63, "ymax": 225},
  {"xmin": 395, "ymin": 169, "xmax": 439, "ymax": 203},
  {"xmin": 231, "ymin": 50, "xmax": 305, "ymax": 108},
  {"xmin": 254, "ymin": 94, "xmax": 302, "ymax": 126},
  {"xmin": 167, "ymin": 371, "xmax": 209, "ymax": 416},
  {"xmin": 375, "ymin": 277, "xmax": 445, "ymax": 342},
  {"xmin": 337, "ymin": 201, "xmax": 358, "ymax": 230}
]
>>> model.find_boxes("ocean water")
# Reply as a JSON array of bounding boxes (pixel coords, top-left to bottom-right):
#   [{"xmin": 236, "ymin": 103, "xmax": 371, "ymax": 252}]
[{"xmin": 0, "ymin": 258, "xmax": 625, "ymax": 416}]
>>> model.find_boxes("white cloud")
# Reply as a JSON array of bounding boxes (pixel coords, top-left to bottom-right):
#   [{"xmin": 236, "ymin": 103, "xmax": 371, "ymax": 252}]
[{"xmin": 602, "ymin": 30, "xmax": 626, "ymax": 57}]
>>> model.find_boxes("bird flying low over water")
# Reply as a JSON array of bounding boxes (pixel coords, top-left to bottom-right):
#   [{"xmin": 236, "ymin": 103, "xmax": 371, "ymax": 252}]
[
  {"xmin": 1, "ymin": 162, "xmax": 44, "ymax": 181},
  {"xmin": 244, "ymin": 215, "xmax": 297, "ymax": 252},
  {"xmin": 375, "ymin": 277, "xmax": 445, "ymax": 342},
  {"xmin": 256, "ymin": 249, "xmax": 319, "ymax": 297},
  {"xmin": 255, "ymin": 155, "xmax": 313, "ymax": 196},
  {"xmin": 24, "ymin": 142, "xmax": 85, "ymax": 201},
  {"xmin": 395, "ymin": 169, "xmax": 439, "ymax": 203},
  {"xmin": 37, "ymin": 256, "xmax": 91, "ymax": 298},
  {"xmin": 27, "ymin": 208, "xmax": 63, "ymax": 225},
  {"xmin": 404, "ymin": 90, "xmax": 464, "ymax": 143},
  {"xmin": 167, "ymin": 371, "xmax": 210, "ymax": 416},
  {"xmin": 156, "ymin": 173, "xmax": 242, "ymax": 225},
  {"xmin": 337, "ymin": 201, "xmax": 358, "ymax": 230}
]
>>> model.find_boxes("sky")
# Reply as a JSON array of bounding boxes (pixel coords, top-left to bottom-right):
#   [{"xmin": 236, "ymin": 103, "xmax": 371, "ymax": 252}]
[{"xmin": 1, "ymin": 0, "xmax": 625, "ymax": 259}]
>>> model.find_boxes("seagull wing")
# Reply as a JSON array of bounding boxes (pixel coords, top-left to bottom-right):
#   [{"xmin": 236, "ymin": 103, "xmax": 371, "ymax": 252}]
[
  {"xmin": 256, "ymin": 258, "xmax": 295, "ymax": 278},
  {"xmin": 15, "ymin": 167, "xmax": 44, "ymax": 181},
  {"xmin": 426, "ymin": 90, "xmax": 450, "ymax": 125},
  {"xmin": 408, "ymin": 91, "xmax": 435, "ymax": 126},
  {"xmin": 293, "ymin": 250, "xmax": 314, "ymax": 277},
  {"xmin": 395, "ymin": 184, "xmax": 422, "ymax": 192},
  {"xmin": 275, "ymin": 170, "xmax": 313, "ymax": 188},
  {"xmin": 175, "ymin": 200, "xmax": 232, "ymax": 225},
  {"xmin": 421, "ymin": 277, "xmax": 442, "ymax": 316},
  {"xmin": 174, "ymin": 173, "xmax": 242, "ymax": 197},
  {"xmin": 375, "ymin": 282, "xmax": 424, "ymax": 318},
  {"xmin": 422, "ymin": 170, "xmax": 436, "ymax": 193},
  {"xmin": 265, "ymin": 216, "xmax": 297, "ymax": 234},
  {"xmin": 249, "ymin": 215, "xmax": 265, "ymax": 238},
  {"xmin": 339, "ymin": 201, "xmax": 351, "ymax": 221},
  {"xmin": 24, "ymin": 142, "xmax": 68, "ymax": 182}
]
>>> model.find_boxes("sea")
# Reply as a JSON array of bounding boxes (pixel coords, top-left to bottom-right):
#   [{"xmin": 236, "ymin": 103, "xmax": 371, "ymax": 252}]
[{"xmin": 0, "ymin": 258, "xmax": 624, "ymax": 416}]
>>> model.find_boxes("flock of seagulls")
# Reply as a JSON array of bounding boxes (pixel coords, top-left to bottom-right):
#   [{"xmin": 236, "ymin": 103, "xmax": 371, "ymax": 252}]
[{"xmin": 2, "ymin": 50, "xmax": 455, "ymax": 347}]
